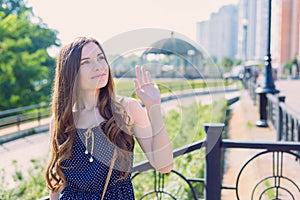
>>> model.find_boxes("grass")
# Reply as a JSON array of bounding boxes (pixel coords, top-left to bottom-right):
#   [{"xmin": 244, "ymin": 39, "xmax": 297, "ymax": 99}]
[
  {"xmin": 264, "ymin": 179, "xmax": 276, "ymax": 199},
  {"xmin": 247, "ymin": 121, "xmax": 254, "ymax": 130},
  {"xmin": 0, "ymin": 159, "xmax": 48, "ymax": 200}
]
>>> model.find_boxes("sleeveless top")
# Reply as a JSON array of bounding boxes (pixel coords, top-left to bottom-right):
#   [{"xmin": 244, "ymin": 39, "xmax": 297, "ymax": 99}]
[{"xmin": 59, "ymin": 122, "xmax": 135, "ymax": 200}]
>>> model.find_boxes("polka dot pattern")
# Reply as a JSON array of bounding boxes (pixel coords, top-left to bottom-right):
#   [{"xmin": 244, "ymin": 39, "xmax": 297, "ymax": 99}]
[{"xmin": 59, "ymin": 123, "xmax": 135, "ymax": 199}]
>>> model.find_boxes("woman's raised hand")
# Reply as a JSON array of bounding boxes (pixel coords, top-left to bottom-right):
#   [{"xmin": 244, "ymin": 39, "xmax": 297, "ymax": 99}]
[{"xmin": 134, "ymin": 66, "xmax": 161, "ymax": 108}]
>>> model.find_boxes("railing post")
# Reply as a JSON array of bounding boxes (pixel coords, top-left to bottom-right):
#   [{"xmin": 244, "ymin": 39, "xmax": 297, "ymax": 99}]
[
  {"xmin": 277, "ymin": 96, "xmax": 285, "ymax": 141},
  {"xmin": 253, "ymin": 83, "xmax": 257, "ymax": 106},
  {"xmin": 17, "ymin": 115, "xmax": 21, "ymax": 131},
  {"xmin": 38, "ymin": 105, "xmax": 42, "ymax": 126},
  {"xmin": 204, "ymin": 123, "xmax": 224, "ymax": 200}
]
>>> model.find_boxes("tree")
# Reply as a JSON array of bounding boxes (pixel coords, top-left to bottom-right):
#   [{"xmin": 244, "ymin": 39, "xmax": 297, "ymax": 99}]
[
  {"xmin": 220, "ymin": 57, "xmax": 233, "ymax": 71},
  {"xmin": 0, "ymin": 0, "xmax": 59, "ymax": 110},
  {"xmin": 233, "ymin": 59, "xmax": 242, "ymax": 66},
  {"xmin": 284, "ymin": 57, "xmax": 299, "ymax": 77},
  {"xmin": 0, "ymin": 0, "xmax": 29, "ymax": 17}
]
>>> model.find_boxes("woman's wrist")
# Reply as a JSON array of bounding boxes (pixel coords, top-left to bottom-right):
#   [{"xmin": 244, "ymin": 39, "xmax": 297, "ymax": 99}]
[{"xmin": 146, "ymin": 104, "xmax": 165, "ymax": 136}]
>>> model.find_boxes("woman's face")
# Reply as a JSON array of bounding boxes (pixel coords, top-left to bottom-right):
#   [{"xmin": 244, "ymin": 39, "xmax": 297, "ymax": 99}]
[{"xmin": 78, "ymin": 42, "xmax": 109, "ymax": 91}]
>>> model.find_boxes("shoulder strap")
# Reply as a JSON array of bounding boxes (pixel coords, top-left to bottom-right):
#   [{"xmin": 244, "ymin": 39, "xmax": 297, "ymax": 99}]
[{"xmin": 101, "ymin": 149, "xmax": 117, "ymax": 200}]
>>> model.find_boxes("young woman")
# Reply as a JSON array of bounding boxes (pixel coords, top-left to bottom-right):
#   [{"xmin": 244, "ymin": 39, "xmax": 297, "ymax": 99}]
[{"xmin": 45, "ymin": 37, "xmax": 173, "ymax": 199}]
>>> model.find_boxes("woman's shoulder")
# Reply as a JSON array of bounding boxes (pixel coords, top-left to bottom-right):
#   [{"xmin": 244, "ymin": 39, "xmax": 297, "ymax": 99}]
[
  {"xmin": 117, "ymin": 96, "xmax": 141, "ymax": 109},
  {"xmin": 117, "ymin": 96, "xmax": 144, "ymax": 123}
]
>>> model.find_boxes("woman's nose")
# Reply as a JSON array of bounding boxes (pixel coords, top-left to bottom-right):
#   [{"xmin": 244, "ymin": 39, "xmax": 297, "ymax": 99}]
[
  {"xmin": 94, "ymin": 64, "xmax": 101, "ymax": 71},
  {"xmin": 92, "ymin": 62, "xmax": 102, "ymax": 71}
]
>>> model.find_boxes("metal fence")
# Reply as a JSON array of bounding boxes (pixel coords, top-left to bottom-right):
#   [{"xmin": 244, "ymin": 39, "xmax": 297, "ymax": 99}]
[
  {"xmin": 0, "ymin": 103, "xmax": 51, "ymax": 130},
  {"xmin": 131, "ymin": 124, "xmax": 300, "ymax": 199},
  {"xmin": 40, "ymin": 124, "xmax": 300, "ymax": 200},
  {"xmin": 267, "ymin": 93, "xmax": 300, "ymax": 142},
  {"xmin": 244, "ymin": 78, "xmax": 300, "ymax": 143}
]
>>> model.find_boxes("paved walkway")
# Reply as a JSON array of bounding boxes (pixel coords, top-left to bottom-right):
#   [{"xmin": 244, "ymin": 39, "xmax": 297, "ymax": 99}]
[
  {"xmin": 222, "ymin": 90, "xmax": 300, "ymax": 199},
  {"xmin": 275, "ymin": 79, "xmax": 300, "ymax": 114}
]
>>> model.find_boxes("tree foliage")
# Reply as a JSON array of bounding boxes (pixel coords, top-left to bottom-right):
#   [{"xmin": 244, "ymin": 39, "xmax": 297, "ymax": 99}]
[
  {"xmin": 0, "ymin": 0, "xmax": 60, "ymax": 110},
  {"xmin": 220, "ymin": 56, "xmax": 233, "ymax": 71}
]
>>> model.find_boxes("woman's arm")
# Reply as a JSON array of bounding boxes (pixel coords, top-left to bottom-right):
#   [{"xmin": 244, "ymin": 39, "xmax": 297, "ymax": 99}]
[
  {"xmin": 50, "ymin": 191, "xmax": 60, "ymax": 200},
  {"xmin": 49, "ymin": 185, "xmax": 65, "ymax": 200},
  {"xmin": 128, "ymin": 98, "xmax": 173, "ymax": 173},
  {"xmin": 130, "ymin": 66, "xmax": 173, "ymax": 173}
]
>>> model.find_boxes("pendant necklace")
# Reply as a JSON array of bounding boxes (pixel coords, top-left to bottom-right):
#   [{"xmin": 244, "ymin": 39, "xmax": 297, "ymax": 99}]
[{"xmin": 83, "ymin": 125, "xmax": 97, "ymax": 162}]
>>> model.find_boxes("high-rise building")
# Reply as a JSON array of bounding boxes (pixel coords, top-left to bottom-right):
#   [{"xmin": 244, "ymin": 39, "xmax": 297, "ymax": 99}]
[
  {"xmin": 237, "ymin": 0, "xmax": 248, "ymax": 60},
  {"xmin": 196, "ymin": 21, "xmax": 210, "ymax": 55},
  {"xmin": 271, "ymin": 0, "xmax": 300, "ymax": 73},
  {"xmin": 291, "ymin": 0, "xmax": 300, "ymax": 61},
  {"xmin": 196, "ymin": 5, "xmax": 238, "ymax": 62},
  {"xmin": 237, "ymin": 0, "xmax": 268, "ymax": 61},
  {"xmin": 247, "ymin": 0, "xmax": 257, "ymax": 60},
  {"xmin": 255, "ymin": 0, "xmax": 269, "ymax": 61}
]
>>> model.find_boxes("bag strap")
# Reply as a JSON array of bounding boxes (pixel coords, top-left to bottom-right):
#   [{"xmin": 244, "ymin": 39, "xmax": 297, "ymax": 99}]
[{"xmin": 101, "ymin": 149, "xmax": 117, "ymax": 200}]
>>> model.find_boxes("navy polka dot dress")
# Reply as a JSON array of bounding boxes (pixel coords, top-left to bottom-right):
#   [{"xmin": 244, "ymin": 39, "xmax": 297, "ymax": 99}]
[{"xmin": 59, "ymin": 122, "xmax": 135, "ymax": 199}]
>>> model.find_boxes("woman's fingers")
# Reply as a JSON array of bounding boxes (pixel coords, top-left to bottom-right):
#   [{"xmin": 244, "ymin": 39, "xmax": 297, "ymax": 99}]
[
  {"xmin": 146, "ymin": 71, "xmax": 152, "ymax": 84},
  {"xmin": 135, "ymin": 65, "xmax": 142, "ymax": 86},
  {"xmin": 134, "ymin": 79, "xmax": 141, "ymax": 93},
  {"xmin": 136, "ymin": 65, "xmax": 152, "ymax": 87},
  {"xmin": 141, "ymin": 66, "xmax": 148, "ymax": 84}
]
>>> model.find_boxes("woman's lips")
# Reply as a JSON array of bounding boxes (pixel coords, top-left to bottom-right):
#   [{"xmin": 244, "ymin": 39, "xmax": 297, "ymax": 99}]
[{"xmin": 91, "ymin": 74, "xmax": 106, "ymax": 79}]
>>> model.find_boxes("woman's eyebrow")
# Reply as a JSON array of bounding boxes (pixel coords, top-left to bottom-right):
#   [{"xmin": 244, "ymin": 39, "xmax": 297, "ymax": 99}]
[
  {"xmin": 81, "ymin": 57, "xmax": 90, "ymax": 61},
  {"xmin": 81, "ymin": 53, "xmax": 103, "ymax": 61}
]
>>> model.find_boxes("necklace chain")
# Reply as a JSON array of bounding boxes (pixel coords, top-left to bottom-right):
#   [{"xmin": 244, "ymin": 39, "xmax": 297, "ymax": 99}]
[{"xmin": 83, "ymin": 124, "xmax": 98, "ymax": 162}]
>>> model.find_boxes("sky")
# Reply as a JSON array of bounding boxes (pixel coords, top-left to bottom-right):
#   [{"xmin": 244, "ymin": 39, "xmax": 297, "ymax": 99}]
[{"xmin": 27, "ymin": 0, "xmax": 239, "ymax": 46}]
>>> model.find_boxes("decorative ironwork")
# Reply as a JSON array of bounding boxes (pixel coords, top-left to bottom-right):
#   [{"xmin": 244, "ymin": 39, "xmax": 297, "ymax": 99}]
[
  {"xmin": 131, "ymin": 168, "xmax": 204, "ymax": 199},
  {"xmin": 236, "ymin": 150, "xmax": 300, "ymax": 200}
]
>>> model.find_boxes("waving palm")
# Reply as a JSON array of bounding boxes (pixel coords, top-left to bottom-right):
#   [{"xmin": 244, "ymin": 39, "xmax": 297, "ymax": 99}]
[{"xmin": 134, "ymin": 66, "xmax": 161, "ymax": 107}]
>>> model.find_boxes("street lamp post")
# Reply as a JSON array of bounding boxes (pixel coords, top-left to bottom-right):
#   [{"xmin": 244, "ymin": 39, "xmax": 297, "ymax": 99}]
[{"xmin": 255, "ymin": 0, "xmax": 279, "ymax": 127}]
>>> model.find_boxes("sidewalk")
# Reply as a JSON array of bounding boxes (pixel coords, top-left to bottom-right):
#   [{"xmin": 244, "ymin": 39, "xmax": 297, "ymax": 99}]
[{"xmin": 222, "ymin": 90, "xmax": 300, "ymax": 199}]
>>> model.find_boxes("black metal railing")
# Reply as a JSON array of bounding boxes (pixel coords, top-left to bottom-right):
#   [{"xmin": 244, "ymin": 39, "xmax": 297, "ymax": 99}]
[
  {"xmin": 0, "ymin": 103, "xmax": 51, "ymax": 130},
  {"xmin": 40, "ymin": 124, "xmax": 300, "ymax": 200},
  {"xmin": 131, "ymin": 124, "xmax": 300, "ymax": 200},
  {"xmin": 248, "ymin": 78, "xmax": 258, "ymax": 105},
  {"xmin": 132, "ymin": 139, "xmax": 206, "ymax": 199},
  {"xmin": 266, "ymin": 93, "xmax": 300, "ymax": 142},
  {"xmin": 244, "ymin": 77, "xmax": 300, "ymax": 142}
]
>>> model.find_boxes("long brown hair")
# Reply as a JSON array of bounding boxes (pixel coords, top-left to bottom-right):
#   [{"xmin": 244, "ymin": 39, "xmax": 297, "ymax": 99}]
[{"xmin": 45, "ymin": 37, "xmax": 134, "ymax": 192}]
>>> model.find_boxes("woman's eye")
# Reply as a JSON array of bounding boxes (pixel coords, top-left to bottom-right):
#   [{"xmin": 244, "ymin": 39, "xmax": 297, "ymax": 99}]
[
  {"xmin": 97, "ymin": 55, "xmax": 105, "ymax": 61},
  {"xmin": 80, "ymin": 61, "xmax": 89, "ymax": 65}
]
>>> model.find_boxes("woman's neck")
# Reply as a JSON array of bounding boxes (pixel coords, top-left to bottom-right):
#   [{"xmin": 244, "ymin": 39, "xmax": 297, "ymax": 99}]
[{"xmin": 79, "ymin": 89, "xmax": 100, "ymax": 110}]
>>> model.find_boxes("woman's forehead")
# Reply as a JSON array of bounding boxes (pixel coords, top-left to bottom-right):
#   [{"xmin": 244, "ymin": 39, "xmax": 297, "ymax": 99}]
[{"xmin": 81, "ymin": 42, "xmax": 102, "ymax": 57}]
